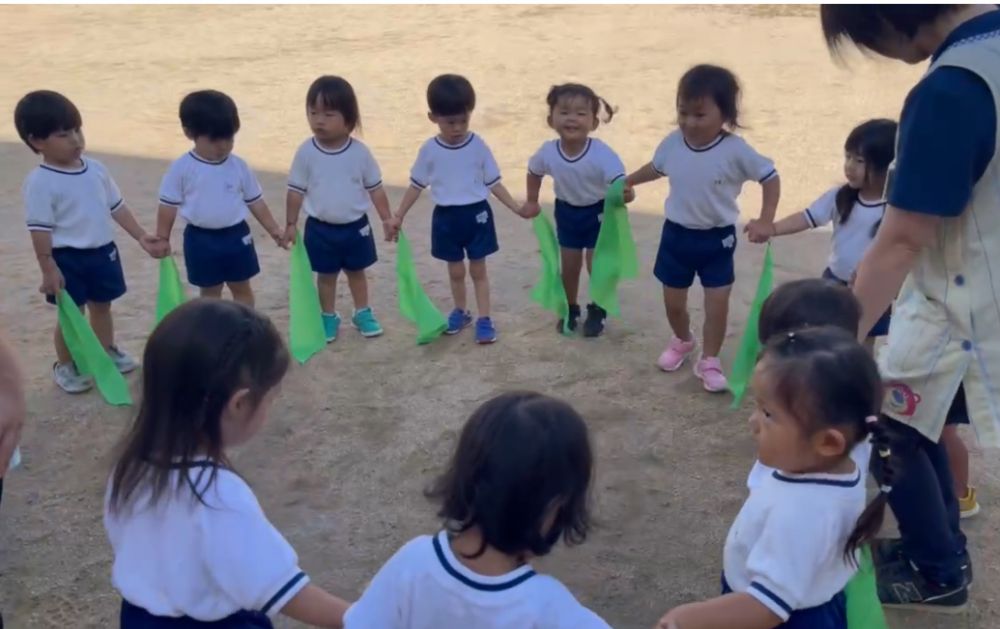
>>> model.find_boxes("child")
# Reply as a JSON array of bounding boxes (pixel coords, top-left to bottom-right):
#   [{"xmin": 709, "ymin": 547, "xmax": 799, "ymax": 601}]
[
  {"xmin": 104, "ymin": 299, "xmax": 349, "ymax": 628},
  {"xmin": 344, "ymin": 391, "xmax": 610, "ymax": 628},
  {"xmin": 657, "ymin": 327, "xmax": 890, "ymax": 629},
  {"xmin": 522, "ymin": 83, "xmax": 632, "ymax": 337},
  {"xmin": 15, "ymin": 90, "xmax": 163, "ymax": 393},
  {"xmin": 156, "ymin": 90, "xmax": 285, "ymax": 307},
  {"xmin": 768, "ymin": 119, "xmax": 896, "ymax": 351},
  {"xmin": 624, "ymin": 64, "xmax": 780, "ymax": 393},
  {"xmin": 392, "ymin": 74, "xmax": 527, "ymax": 344},
  {"xmin": 284, "ymin": 75, "xmax": 394, "ymax": 342}
]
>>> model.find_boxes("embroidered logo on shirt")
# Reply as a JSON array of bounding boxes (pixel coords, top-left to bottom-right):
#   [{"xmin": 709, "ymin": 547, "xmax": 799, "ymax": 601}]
[
  {"xmin": 886, "ymin": 382, "xmax": 922, "ymax": 417},
  {"xmin": 476, "ymin": 211, "xmax": 489, "ymax": 224},
  {"xmin": 360, "ymin": 224, "xmax": 371, "ymax": 237},
  {"xmin": 721, "ymin": 235, "xmax": 736, "ymax": 249},
  {"xmin": 242, "ymin": 234, "xmax": 253, "ymax": 246}
]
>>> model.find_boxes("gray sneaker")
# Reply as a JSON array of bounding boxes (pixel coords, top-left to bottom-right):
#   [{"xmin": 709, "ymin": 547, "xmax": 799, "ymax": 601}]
[
  {"xmin": 108, "ymin": 345, "xmax": 139, "ymax": 374},
  {"xmin": 52, "ymin": 362, "xmax": 94, "ymax": 394}
]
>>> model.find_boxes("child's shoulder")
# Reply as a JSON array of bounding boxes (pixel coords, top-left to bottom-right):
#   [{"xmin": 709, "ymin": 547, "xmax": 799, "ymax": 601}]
[{"xmin": 531, "ymin": 573, "xmax": 611, "ymax": 628}]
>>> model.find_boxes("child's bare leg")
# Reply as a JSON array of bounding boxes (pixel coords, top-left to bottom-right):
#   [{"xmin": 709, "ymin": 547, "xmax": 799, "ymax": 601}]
[
  {"xmin": 87, "ymin": 301, "xmax": 114, "ymax": 348},
  {"xmin": 200, "ymin": 284, "xmax": 225, "ymax": 299},
  {"xmin": 227, "ymin": 281, "xmax": 254, "ymax": 307},
  {"xmin": 942, "ymin": 424, "xmax": 971, "ymax": 498},
  {"xmin": 345, "ymin": 270, "xmax": 369, "ymax": 311},
  {"xmin": 702, "ymin": 285, "xmax": 733, "ymax": 358},
  {"xmin": 663, "ymin": 287, "xmax": 693, "ymax": 341},
  {"xmin": 469, "ymin": 259, "xmax": 490, "ymax": 318},
  {"xmin": 317, "ymin": 272, "xmax": 338, "ymax": 314},
  {"xmin": 54, "ymin": 321, "xmax": 73, "ymax": 364},
  {"xmin": 585, "ymin": 248, "xmax": 594, "ymax": 275},
  {"xmin": 448, "ymin": 261, "xmax": 467, "ymax": 312},
  {"xmin": 560, "ymin": 248, "xmax": 584, "ymax": 306}
]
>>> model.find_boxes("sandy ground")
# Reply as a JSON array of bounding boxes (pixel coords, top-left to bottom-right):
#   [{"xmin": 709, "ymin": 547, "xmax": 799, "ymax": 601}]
[{"xmin": 0, "ymin": 5, "xmax": 997, "ymax": 629}]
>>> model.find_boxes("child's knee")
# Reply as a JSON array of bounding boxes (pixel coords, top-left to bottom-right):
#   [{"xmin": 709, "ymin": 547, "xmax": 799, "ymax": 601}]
[
  {"xmin": 468, "ymin": 260, "xmax": 488, "ymax": 281},
  {"xmin": 447, "ymin": 262, "xmax": 466, "ymax": 282},
  {"xmin": 317, "ymin": 272, "xmax": 339, "ymax": 287},
  {"xmin": 227, "ymin": 281, "xmax": 253, "ymax": 297},
  {"xmin": 87, "ymin": 301, "xmax": 111, "ymax": 315}
]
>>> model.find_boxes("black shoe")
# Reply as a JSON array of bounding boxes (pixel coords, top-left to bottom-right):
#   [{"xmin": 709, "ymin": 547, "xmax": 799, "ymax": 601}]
[
  {"xmin": 583, "ymin": 303, "xmax": 606, "ymax": 337},
  {"xmin": 558, "ymin": 304, "xmax": 581, "ymax": 333},
  {"xmin": 871, "ymin": 538, "xmax": 973, "ymax": 587},
  {"xmin": 876, "ymin": 556, "xmax": 968, "ymax": 613}
]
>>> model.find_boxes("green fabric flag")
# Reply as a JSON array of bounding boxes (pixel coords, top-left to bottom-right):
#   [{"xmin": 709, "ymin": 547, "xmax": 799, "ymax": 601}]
[
  {"xmin": 396, "ymin": 230, "xmax": 447, "ymax": 345},
  {"xmin": 288, "ymin": 233, "xmax": 326, "ymax": 364},
  {"xmin": 155, "ymin": 257, "xmax": 187, "ymax": 325},
  {"xmin": 729, "ymin": 244, "xmax": 774, "ymax": 408},
  {"xmin": 590, "ymin": 179, "xmax": 639, "ymax": 318},
  {"xmin": 530, "ymin": 212, "xmax": 571, "ymax": 334},
  {"xmin": 57, "ymin": 290, "xmax": 132, "ymax": 406},
  {"xmin": 846, "ymin": 546, "xmax": 889, "ymax": 629}
]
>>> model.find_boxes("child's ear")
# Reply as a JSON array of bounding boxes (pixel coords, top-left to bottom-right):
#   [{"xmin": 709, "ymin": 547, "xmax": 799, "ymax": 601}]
[
  {"xmin": 427, "ymin": 112, "xmax": 436, "ymax": 124},
  {"xmin": 546, "ymin": 114, "xmax": 555, "ymax": 130},
  {"xmin": 182, "ymin": 127, "xmax": 195, "ymax": 141},
  {"xmin": 27, "ymin": 135, "xmax": 44, "ymax": 153},
  {"xmin": 813, "ymin": 427, "xmax": 849, "ymax": 459},
  {"xmin": 225, "ymin": 388, "xmax": 253, "ymax": 419}
]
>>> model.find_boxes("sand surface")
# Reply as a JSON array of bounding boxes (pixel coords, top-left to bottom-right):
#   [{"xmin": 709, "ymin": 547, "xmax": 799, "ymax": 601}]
[{"xmin": 1, "ymin": 5, "xmax": 997, "ymax": 628}]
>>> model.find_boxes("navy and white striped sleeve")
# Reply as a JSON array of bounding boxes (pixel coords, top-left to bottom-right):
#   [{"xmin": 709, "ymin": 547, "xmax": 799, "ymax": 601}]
[
  {"xmin": 803, "ymin": 187, "xmax": 838, "ymax": 228},
  {"xmin": 23, "ymin": 173, "xmax": 55, "ymax": 233},
  {"xmin": 409, "ymin": 142, "xmax": 432, "ymax": 190},
  {"xmin": 651, "ymin": 136, "xmax": 671, "ymax": 177},
  {"xmin": 601, "ymin": 144, "xmax": 627, "ymax": 185},
  {"xmin": 736, "ymin": 138, "xmax": 778, "ymax": 184},
  {"xmin": 158, "ymin": 160, "xmax": 184, "ymax": 208},
  {"xmin": 238, "ymin": 159, "xmax": 264, "ymax": 205},
  {"xmin": 96, "ymin": 162, "xmax": 125, "ymax": 212},
  {"xmin": 362, "ymin": 145, "xmax": 383, "ymax": 191},
  {"xmin": 287, "ymin": 144, "xmax": 309, "ymax": 195},
  {"xmin": 481, "ymin": 138, "xmax": 502, "ymax": 188}
]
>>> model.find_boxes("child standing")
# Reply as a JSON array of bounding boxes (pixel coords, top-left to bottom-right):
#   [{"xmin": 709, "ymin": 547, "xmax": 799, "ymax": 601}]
[
  {"xmin": 104, "ymin": 299, "xmax": 349, "ymax": 628},
  {"xmin": 156, "ymin": 90, "xmax": 285, "ymax": 307},
  {"xmin": 392, "ymin": 74, "xmax": 527, "ymax": 345},
  {"xmin": 344, "ymin": 391, "xmax": 610, "ymax": 628},
  {"xmin": 522, "ymin": 83, "xmax": 632, "ymax": 337},
  {"xmin": 625, "ymin": 65, "xmax": 780, "ymax": 393},
  {"xmin": 284, "ymin": 76, "xmax": 394, "ymax": 342},
  {"xmin": 15, "ymin": 90, "xmax": 163, "ymax": 393},
  {"xmin": 658, "ymin": 327, "xmax": 890, "ymax": 629}
]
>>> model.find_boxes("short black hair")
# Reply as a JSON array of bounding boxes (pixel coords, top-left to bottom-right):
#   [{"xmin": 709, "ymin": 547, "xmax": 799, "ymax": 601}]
[
  {"xmin": 677, "ymin": 64, "xmax": 742, "ymax": 128},
  {"xmin": 13, "ymin": 90, "xmax": 83, "ymax": 153},
  {"xmin": 546, "ymin": 83, "xmax": 616, "ymax": 124},
  {"xmin": 426, "ymin": 391, "xmax": 593, "ymax": 560},
  {"xmin": 820, "ymin": 5, "xmax": 961, "ymax": 54},
  {"xmin": 179, "ymin": 90, "xmax": 241, "ymax": 140},
  {"xmin": 759, "ymin": 278, "xmax": 861, "ymax": 342},
  {"xmin": 427, "ymin": 74, "xmax": 476, "ymax": 117},
  {"xmin": 306, "ymin": 75, "xmax": 362, "ymax": 132}
]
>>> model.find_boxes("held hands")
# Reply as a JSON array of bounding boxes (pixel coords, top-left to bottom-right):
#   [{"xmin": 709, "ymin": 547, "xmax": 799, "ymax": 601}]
[
  {"xmin": 140, "ymin": 234, "xmax": 171, "ymax": 259},
  {"xmin": 623, "ymin": 185, "xmax": 636, "ymax": 204},
  {"xmin": 382, "ymin": 217, "xmax": 400, "ymax": 242},
  {"xmin": 743, "ymin": 219, "xmax": 775, "ymax": 244},
  {"xmin": 282, "ymin": 224, "xmax": 298, "ymax": 248},
  {"xmin": 520, "ymin": 202, "xmax": 542, "ymax": 219},
  {"xmin": 270, "ymin": 227, "xmax": 290, "ymax": 250}
]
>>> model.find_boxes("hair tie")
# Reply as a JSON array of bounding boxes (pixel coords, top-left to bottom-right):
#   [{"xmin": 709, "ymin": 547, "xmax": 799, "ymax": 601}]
[
  {"xmin": 879, "ymin": 485, "xmax": 893, "ymax": 495},
  {"xmin": 878, "ymin": 447, "xmax": 891, "ymax": 459},
  {"xmin": 865, "ymin": 415, "xmax": 879, "ymax": 425}
]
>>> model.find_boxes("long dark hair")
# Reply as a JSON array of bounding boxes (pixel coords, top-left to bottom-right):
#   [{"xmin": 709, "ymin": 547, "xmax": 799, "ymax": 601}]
[
  {"xmin": 546, "ymin": 83, "xmax": 616, "ymax": 125},
  {"xmin": 426, "ymin": 391, "xmax": 593, "ymax": 561},
  {"xmin": 108, "ymin": 299, "xmax": 289, "ymax": 514},
  {"xmin": 759, "ymin": 327, "xmax": 890, "ymax": 563},
  {"xmin": 835, "ymin": 118, "xmax": 897, "ymax": 225}
]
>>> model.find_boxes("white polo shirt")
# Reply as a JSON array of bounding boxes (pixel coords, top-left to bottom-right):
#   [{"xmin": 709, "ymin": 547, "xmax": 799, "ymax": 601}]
[
  {"xmin": 23, "ymin": 157, "xmax": 124, "ymax": 249},
  {"xmin": 103, "ymin": 462, "xmax": 309, "ymax": 621},
  {"xmin": 287, "ymin": 137, "xmax": 383, "ymax": 224},
  {"xmin": 803, "ymin": 186, "xmax": 886, "ymax": 282},
  {"xmin": 746, "ymin": 439, "xmax": 872, "ymax": 490},
  {"xmin": 159, "ymin": 152, "xmax": 264, "ymax": 229},
  {"xmin": 652, "ymin": 130, "xmax": 777, "ymax": 229},
  {"xmin": 527, "ymin": 138, "xmax": 625, "ymax": 206},
  {"xmin": 409, "ymin": 134, "xmax": 502, "ymax": 207},
  {"xmin": 725, "ymin": 467, "xmax": 865, "ymax": 622},
  {"xmin": 344, "ymin": 531, "xmax": 611, "ymax": 629}
]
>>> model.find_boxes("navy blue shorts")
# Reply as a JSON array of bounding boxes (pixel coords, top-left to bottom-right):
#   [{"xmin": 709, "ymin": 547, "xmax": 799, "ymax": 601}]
[
  {"xmin": 722, "ymin": 575, "xmax": 846, "ymax": 629},
  {"xmin": 431, "ymin": 200, "xmax": 499, "ymax": 262},
  {"xmin": 45, "ymin": 242, "xmax": 127, "ymax": 306},
  {"xmin": 555, "ymin": 198, "xmax": 603, "ymax": 250},
  {"xmin": 822, "ymin": 268, "xmax": 891, "ymax": 337},
  {"xmin": 654, "ymin": 221, "xmax": 736, "ymax": 289},
  {"xmin": 945, "ymin": 384, "xmax": 971, "ymax": 426},
  {"xmin": 303, "ymin": 215, "xmax": 377, "ymax": 274},
  {"xmin": 183, "ymin": 221, "xmax": 260, "ymax": 288},
  {"xmin": 121, "ymin": 600, "xmax": 272, "ymax": 628}
]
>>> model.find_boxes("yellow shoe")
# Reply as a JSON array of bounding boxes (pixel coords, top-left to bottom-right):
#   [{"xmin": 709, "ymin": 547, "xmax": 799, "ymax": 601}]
[{"xmin": 959, "ymin": 487, "xmax": 981, "ymax": 519}]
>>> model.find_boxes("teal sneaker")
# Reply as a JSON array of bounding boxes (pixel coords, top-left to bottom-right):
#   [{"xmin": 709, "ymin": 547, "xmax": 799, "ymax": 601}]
[
  {"xmin": 352, "ymin": 307, "xmax": 384, "ymax": 338},
  {"xmin": 322, "ymin": 312, "xmax": 341, "ymax": 343}
]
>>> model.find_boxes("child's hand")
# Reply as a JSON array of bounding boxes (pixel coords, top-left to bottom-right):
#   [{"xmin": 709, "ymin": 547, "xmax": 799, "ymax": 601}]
[
  {"xmin": 271, "ymin": 228, "xmax": 289, "ymax": 250},
  {"xmin": 40, "ymin": 266, "xmax": 65, "ymax": 296},
  {"xmin": 744, "ymin": 219, "xmax": 774, "ymax": 244},
  {"xmin": 382, "ymin": 217, "xmax": 400, "ymax": 242},
  {"xmin": 655, "ymin": 609, "xmax": 682, "ymax": 629},
  {"xmin": 623, "ymin": 185, "xmax": 636, "ymax": 203},
  {"xmin": 520, "ymin": 202, "xmax": 541, "ymax": 219},
  {"xmin": 282, "ymin": 224, "xmax": 298, "ymax": 248},
  {"xmin": 140, "ymin": 235, "xmax": 169, "ymax": 259}
]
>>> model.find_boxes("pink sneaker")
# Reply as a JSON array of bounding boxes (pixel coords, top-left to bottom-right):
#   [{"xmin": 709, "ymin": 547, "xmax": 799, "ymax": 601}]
[
  {"xmin": 695, "ymin": 357, "xmax": 728, "ymax": 393},
  {"xmin": 657, "ymin": 336, "xmax": 696, "ymax": 372}
]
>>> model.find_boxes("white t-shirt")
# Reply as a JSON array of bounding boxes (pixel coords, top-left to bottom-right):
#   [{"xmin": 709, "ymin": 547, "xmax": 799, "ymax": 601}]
[
  {"xmin": 23, "ymin": 158, "xmax": 124, "ymax": 249},
  {"xmin": 725, "ymin": 467, "xmax": 865, "ymax": 622},
  {"xmin": 651, "ymin": 130, "xmax": 777, "ymax": 229},
  {"xmin": 159, "ymin": 152, "xmax": 264, "ymax": 229},
  {"xmin": 104, "ymin": 462, "xmax": 309, "ymax": 621},
  {"xmin": 803, "ymin": 186, "xmax": 886, "ymax": 282},
  {"xmin": 527, "ymin": 138, "xmax": 625, "ymax": 206},
  {"xmin": 344, "ymin": 531, "xmax": 611, "ymax": 629},
  {"xmin": 287, "ymin": 137, "xmax": 383, "ymax": 224},
  {"xmin": 746, "ymin": 438, "xmax": 872, "ymax": 490},
  {"xmin": 409, "ymin": 134, "xmax": 502, "ymax": 207}
]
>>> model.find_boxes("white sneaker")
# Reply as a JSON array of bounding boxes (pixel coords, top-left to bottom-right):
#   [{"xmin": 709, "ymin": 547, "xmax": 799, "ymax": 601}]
[
  {"xmin": 53, "ymin": 362, "xmax": 94, "ymax": 394},
  {"xmin": 108, "ymin": 345, "xmax": 139, "ymax": 374}
]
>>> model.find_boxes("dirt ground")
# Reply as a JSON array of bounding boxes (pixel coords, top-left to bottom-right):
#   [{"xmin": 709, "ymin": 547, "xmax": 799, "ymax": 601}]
[{"xmin": 0, "ymin": 5, "xmax": 996, "ymax": 629}]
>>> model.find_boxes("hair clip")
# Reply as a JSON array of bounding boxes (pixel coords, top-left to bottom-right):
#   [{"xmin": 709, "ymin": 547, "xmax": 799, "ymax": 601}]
[
  {"xmin": 878, "ymin": 447, "xmax": 891, "ymax": 459},
  {"xmin": 865, "ymin": 415, "xmax": 879, "ymax": 425},
  {"xmin": 879, "ymin": 485, "xmax": 893, "ymax": 495}
]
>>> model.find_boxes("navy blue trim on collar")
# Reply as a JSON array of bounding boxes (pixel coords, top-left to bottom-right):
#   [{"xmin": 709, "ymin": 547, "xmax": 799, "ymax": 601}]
[
  {"xmin": 432, "ymin": 533, "xmax": 536, "ymax": 592},
  {"xmin": 40, "ymin": 160, "xmax": 87, "ymax": 175},
  {"xmin": 261, "ymin": 572, "xmax": 307, "ymax": 614},
  {"xmin": 188, "ymin": 151, "xmax": 228, "ymax": 165},
  {"xmin": 932, "ymin": 9, "xmax": 1000, "ymax": 61},
  {"xmin": 557, "ymin": 138, "xmax": 592, "ymax": 163},
  {"xmin": 312, "ymin": 137, "xmax": 353, "ymax": 155},
  {"xmin": 771, "ymin": 469, "xmax": 861, "ymax": 487},
  {"xmin": 857, "ymin": 198, "xmax": 886, "ymax": 208},
  {"xmin": 683, "ymin": 134, "xmax": 727, "ymax": 153},
  {"xmin": 434, "ymin": 134, "xmax": 475, "ymax": 150}
]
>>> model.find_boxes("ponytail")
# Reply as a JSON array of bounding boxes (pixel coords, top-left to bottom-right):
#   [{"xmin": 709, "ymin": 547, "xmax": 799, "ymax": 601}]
[
  {"xmin": 844, "ymin": 414, "xmax": 894, "ymax": 564},
  {"xmin": 834, "ymin": 183, "xmax": 859, "ymax": 225},
  {"xmin": 597, "ymin": 96, "xmax": 616, "ymax": 124}
]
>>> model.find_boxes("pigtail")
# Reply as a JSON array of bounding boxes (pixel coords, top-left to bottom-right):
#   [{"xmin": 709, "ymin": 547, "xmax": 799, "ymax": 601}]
[
  {"xmin": 834, "ymin": 183, "xmax": 859, "ymax": 226},
  {"xmin": 844, "ymin": 414, "xmax": 894, "ymax": 564},
  {"xmin": 597, "ymin": 96, "xmax": 618, "ymax": 124}
]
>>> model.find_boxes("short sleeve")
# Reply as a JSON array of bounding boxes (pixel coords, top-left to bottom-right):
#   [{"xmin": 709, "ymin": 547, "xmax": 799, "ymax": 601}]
[
  {"xmin": 23, "ymin": 173, "xmax": 55, "ymax": 232},
  {"xmin": 96, "ymin": 162, "xmax": 125, "ymax": 212},
  {"xmin": 409, "ymin": 142, "xmax": 432, "ymax": 189},
  {"xmin": 600, "ymin": 145, "xmax": 626, "ymax": 185},
  {"xmin": 239, "ymin": 159, "xmax": 264, "ymax": 204},
  {"xmin": 287, "ymin": 144, "xmax": 309, "ymax": 195},
  {"xmin": 343, "ymin": 540, "xmax": 420, "ymax": 629},
  {"xmin": 481, "ymin": 139, "xmax": 502, "ymax": 187},
  {"xmin": 362, "ymin": 145, "xmax": 383, "ymax": 191},
  {"xmin": 651, "ymin": 137, "xmax": 671, "ymax": 177},
  {"xmin": 158, "ymin": 161, "xmax": 184, "ymax": 207},
  {"xmin": 527, "ymin": 144, "xmax": 549, "ymax": 177},
  {"xmin": 803, "ymin": 187, "xmax": 839, "ymax": 228},
  {"xmin": 538, "ymin": 580, "xmax": 613, "ymax": 629},
  {"xmin": 888, "ymin": 67, "xmax": 997, "ymax": 217},
  {"xmin": 199, "ymin": 475, "xmax": 310, "ymax": 617},
  {"xmin": 736, "ymin": 139, "xmax": 778, "ymax": 183}
]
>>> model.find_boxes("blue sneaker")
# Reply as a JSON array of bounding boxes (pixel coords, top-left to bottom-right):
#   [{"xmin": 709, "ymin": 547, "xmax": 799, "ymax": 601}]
[
  {"xmin": 322, "ymin": 312, "xmax": 341, "ymax": 343},
  {"xmin": 446, "ymin": 309, "xmax": 473, "ymax": 335},
  {"xmin": 352, "ymin": 307, "xmax": 383, "ymax": 338},
  {"xmin": 475, "ymin": 317, "xmax": 497, "ymax": 344}
]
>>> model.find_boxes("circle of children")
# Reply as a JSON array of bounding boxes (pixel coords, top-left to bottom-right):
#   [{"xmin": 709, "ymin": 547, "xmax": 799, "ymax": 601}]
[{"xmin": 10, "ymin": 48, "xmax": 981, "ymax": 629}]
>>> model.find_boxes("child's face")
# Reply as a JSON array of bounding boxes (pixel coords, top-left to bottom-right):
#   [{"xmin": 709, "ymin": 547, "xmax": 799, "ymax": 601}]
[
  {"xmin": 33, "ymin": 127, "xmax": 85, "ymax": 166},
  {"xmin": 307, "ymin": 102, "xmax": 351, "ymax": 144},
  {"xmin": 677, "ymin": 97, "xmax": 725, "ymax": 147},
  {"xmin": 548, "ymin": 96, "xmax": 597, "ymax": 143},
  {"xmin": 843, "ymin": 152, "xmax": 867, "ymax": 190},
  {"xmin": 429, "ymin": 111, "xmax": 471, "ymax": 144},
  {"xmin": 188, "ymin": 132, "xmax": 234, "ymax": 162},
  {"xmin": 221, "ymin": 384, "xmax": 281, "ymax": 448}
]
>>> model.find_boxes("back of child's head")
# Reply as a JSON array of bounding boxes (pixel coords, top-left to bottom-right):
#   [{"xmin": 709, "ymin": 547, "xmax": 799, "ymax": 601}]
[
  {"xmin": 109, "ymin": 299, "xmax": 289, "ymax": 514},
  {"xmin": 14, "ymin": 90, "xmax": 82, "ymax": 153},
  {"xmin": 676, "ymin": 64, "xmax": 742, "ymax": 128},
  {"xmin": 427, "ymin": 74, "xmax": 476, "ymax": 117},
  {"xmin": 306, "ymin": 75, "xmax": 361, "ymax": 133},
  {"xmin": 426, "ymin": 391, "xmax": 593, "ymax": 560},
  {"xmin": 546, "ymin": 83, "xmax": 616, "ymax": 125},
  {"xmin": 179, "ymin": 90, "xmax": 241, "ymax": 140},
  {"xmin": 836, "ymin": 118, "xmax": 898, "ymax": 224},
  {"xmin": 758, "ymin": 278, "xmax": 861, "ymax": 342}
]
